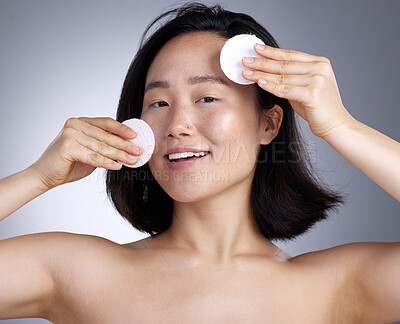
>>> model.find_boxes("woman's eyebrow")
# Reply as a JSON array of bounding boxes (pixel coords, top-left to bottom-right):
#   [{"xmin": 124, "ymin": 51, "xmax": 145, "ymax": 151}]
[
  {"xmin": 189, "ymin": 74, "xmax": 228, "ymax": 86},
  {"xmin": 144, "ymin": 74, "xmax": 229, "ymax": 94}
]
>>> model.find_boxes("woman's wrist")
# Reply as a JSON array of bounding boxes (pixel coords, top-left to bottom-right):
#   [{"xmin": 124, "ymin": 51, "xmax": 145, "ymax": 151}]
[
  {"xmin": 0, "ymin": 165, "xmax": 52, "ymax": 223},
  {"xmin": 320, "ymin": 112, "xmax": 360, "ymax": 143},
  {"xmin": 319, "ymin": 112, "xmax": 400, "ymax": 201},
  {"xmin": 25, "ymin": 164, "xmax": 54, "ymax": 193}
]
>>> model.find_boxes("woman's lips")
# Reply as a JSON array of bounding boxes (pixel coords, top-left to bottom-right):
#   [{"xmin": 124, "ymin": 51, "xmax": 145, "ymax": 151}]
[{"xmin": 165, "ymin": 153, "xmax": 210, "ymax": 170}]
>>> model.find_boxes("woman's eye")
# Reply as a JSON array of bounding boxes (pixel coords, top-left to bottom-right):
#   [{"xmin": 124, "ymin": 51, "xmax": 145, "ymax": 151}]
[
  {"xmin": 149, "ymin": 97, "xmax": 217, "ymax": 108},
  {"xmin": 150, "ymin": 101, "xmax": 168, "ymax": 108},
  {"xmin": 198, "ymin": 97, "xmax": 217, "ymax": 103}
]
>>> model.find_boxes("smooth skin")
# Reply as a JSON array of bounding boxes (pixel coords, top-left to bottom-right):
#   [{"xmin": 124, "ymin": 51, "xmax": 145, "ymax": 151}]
[{"xmin": 0, "ymin": 31, "xmax": 399, "ymax": 323}]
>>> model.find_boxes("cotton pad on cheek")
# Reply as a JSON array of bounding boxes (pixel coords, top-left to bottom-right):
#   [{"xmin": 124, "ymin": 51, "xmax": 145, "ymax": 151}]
[
  {"xmin": 118, "ymin": 118, "xmax": 155, "ymax": 168},
  {"xmin": 220, "ymin": 34, "xmax": 265, "ymax": 85}
]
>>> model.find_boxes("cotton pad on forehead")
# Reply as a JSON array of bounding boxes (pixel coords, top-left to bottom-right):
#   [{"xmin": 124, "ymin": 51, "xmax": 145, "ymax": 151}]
[
  {"xmin": 118, "ymin": 118, "xmax": 155, "ymax": 168},
  {"xmin": 220, "ymin": 34, "xmax": 265, "ymax": 85}
]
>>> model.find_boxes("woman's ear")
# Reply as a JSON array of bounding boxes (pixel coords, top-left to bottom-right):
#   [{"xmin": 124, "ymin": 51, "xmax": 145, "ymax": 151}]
[{"xmin": 260, "ymin": 104, "xmax": 283, "ymax": 145}]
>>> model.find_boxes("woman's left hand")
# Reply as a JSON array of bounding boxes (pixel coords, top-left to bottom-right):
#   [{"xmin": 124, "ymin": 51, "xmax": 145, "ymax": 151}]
[{"xmin": 242, "ymin": 44, "xmax": 355, "ymax": 139}]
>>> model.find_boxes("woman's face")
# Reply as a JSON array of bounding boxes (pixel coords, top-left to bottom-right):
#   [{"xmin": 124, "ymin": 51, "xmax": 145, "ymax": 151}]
[{"xmin": 141, "ymin": 31, "xmax": 271, "ymax": 202}]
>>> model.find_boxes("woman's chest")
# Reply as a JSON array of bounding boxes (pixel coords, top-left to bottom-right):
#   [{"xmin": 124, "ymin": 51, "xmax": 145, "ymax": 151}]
[{"xmin": 52, "ymin": 257, "xmax": 340, "ymax": 323}]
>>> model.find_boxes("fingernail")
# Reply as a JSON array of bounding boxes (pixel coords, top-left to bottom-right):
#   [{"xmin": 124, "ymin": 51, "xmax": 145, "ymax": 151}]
[
  {"xmin": 243, "ymin": 57, "xmax": 254, "ymax": 63},
  {"xmin": 243, "ymin": 69, "xmax": 254, "ymax": 75},
  {"xmin": 128, "ymin": 153, "xmax": 137, "ymax": 160},
  {"xmin": 255, "ymin": 43, "xmax": 265, "ymax": 51},
  {"xmin": 259, "ymin": 79, "xmax": 267, "ymax": 85},
  {"xmin": 127, "ymin": 129, "xmax": 136, "ymax": 136}
]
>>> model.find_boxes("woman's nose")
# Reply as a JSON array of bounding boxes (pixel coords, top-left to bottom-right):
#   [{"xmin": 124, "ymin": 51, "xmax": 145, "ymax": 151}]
[{"xmin": 164, "ymin": 106, "xmax": 194, "ymax": 138}]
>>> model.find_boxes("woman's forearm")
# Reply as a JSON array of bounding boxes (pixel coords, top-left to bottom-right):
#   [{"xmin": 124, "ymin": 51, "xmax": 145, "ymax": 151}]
[
  {"xmin": 0, "ymin": 166, "xmax": 51, "ymax": 222},
  {"xmin": 323, "ymin": 116, "xmax": 400, "ymax": 201}
]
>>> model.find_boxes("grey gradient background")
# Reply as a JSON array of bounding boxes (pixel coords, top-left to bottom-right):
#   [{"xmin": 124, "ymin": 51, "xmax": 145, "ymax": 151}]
[{"xmin": 1, "ymin": 0, "xmax": 399, "ymax": 323}]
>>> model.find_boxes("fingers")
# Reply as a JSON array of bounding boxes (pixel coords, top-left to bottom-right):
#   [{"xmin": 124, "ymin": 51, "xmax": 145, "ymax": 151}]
[
  {"xmin": 64, "ymin": 117, "xmax": 143, "ymax": 168},
  {"xmin": 256, "ymin": 79, "xmax": 309, "ymax": 104},
  {"xmin": 241, "ymin": 46, "xmax": 332, "ymax": 104},
  {"xmin": 253, "ymin": 43, "xmax": 324, "ymax": 63},
  {"xmin": 242, "ymin": 56, "xmax": 319, "ymax": 75},
  {"xmin": 242, "ymin": 44, "xmax": 329, "ymax": 77},
  {"xmin": 241, "ymin": 63, "xmax": 310, "ymax": 102},
  {"xmin": 243, "ymin": 69, "xmax": 310, "ymax": 86},
  {"xmin": 78, "ymin": 116, "xmax": 137, "ymax": 140},
  {"xmin": 73, "ymin": 130, "xmax": 139, "ymax": 168},
  {"xmin": 71, "ymin": 117, "xmax": 142, "ymax": 155}
]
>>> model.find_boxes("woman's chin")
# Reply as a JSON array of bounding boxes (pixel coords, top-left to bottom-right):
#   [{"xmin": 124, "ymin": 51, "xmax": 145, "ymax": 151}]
[{"xmin": 163, "ymin": 185, "xmax": 212, "ymax": 203}]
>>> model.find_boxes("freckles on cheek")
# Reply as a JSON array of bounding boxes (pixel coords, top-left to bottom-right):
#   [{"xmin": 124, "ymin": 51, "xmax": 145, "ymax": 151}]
[
  {"xmin": 208, "ymin": 111, "xmax": 237, "ymax": 142},
  {"xmin": 140, "ymin": 118, "xmax": 162, "ymax": 154},
  {"xmin": 152, "ymin": 121, "xmax": 165, "ymax": 153},
  {"xmin": 205, "ymin": 112, "xmax": 245, "ymax": 162}
]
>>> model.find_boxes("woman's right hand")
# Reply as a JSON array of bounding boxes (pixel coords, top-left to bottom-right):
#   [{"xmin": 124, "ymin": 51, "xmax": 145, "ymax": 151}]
[{"xmin": 30, "ymin": 117, "xmax": 143, "ymax": 190}]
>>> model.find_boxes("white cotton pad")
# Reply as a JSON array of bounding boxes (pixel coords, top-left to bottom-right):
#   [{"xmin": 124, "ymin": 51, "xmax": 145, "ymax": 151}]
[
  {"xmin": 118, "ymin": 118, "xmax": 155, "ymax": 168},
  {"xmin": 220, "ymin": 34, "xmax": 265, "ymax": 85}
]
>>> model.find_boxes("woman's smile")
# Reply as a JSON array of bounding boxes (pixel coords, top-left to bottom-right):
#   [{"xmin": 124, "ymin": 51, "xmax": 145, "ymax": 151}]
[{"xmin": 165, "ymin": 150, "xmax": 211, "ymax": 171}]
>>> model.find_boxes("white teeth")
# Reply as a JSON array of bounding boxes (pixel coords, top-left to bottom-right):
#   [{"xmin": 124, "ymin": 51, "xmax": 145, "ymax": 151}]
[{"xmin": 168, "ymin": 151, "xmax": 208, "ymax": 160}]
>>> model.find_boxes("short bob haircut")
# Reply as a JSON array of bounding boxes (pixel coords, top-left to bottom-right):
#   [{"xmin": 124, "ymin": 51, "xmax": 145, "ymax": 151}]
[{"xmin": 106, "ymin": 2, "xmax": 346, "ymax": 242}]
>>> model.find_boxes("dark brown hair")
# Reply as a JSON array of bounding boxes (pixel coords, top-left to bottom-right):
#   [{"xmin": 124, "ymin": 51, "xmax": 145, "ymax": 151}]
[{"xmin": 105, "ymin": 2, "xmax": 347, "ymax": 242}]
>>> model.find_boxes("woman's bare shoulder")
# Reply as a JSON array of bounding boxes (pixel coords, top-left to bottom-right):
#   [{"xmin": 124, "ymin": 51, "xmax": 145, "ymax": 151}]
[
  {"xmin": 289, "ymin": 243, "xmax": 392, "ymax": 298},
  {"xmin": 1, "ymin": 230, "xmax": 121, "ymax": 258},
  {"xmin": 294, "ymin": 241, "xmax": 400, "ymax": 321},
  {"xmin": 24, "ymin": 231, "xmax": 132, "ymax": 283},
  {"xmin": 290, "ymin": 241, "xmax": 394, "ymax": 266},
  {"xmin": 47, "ymin": 231, "xmax": 134, "ymax": 261},
  {"xmin": 28, "ymin": 231, "xmax": 121, "ymax": 253},
  {"xmin": 282, "ymin": 241, "xmax": 387, "ymax": 298}
]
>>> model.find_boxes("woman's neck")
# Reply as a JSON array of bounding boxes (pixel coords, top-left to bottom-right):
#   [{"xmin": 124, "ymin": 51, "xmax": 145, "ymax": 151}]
[{"xmin": 159, "ymin": 182, "xmax": 278, "ymax": 265}]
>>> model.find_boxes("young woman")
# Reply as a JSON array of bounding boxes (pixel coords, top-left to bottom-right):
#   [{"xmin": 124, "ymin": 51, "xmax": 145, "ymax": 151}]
[{"xmin": 1, "ymin": 3, "xmax": 399, "ymax": 323}]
